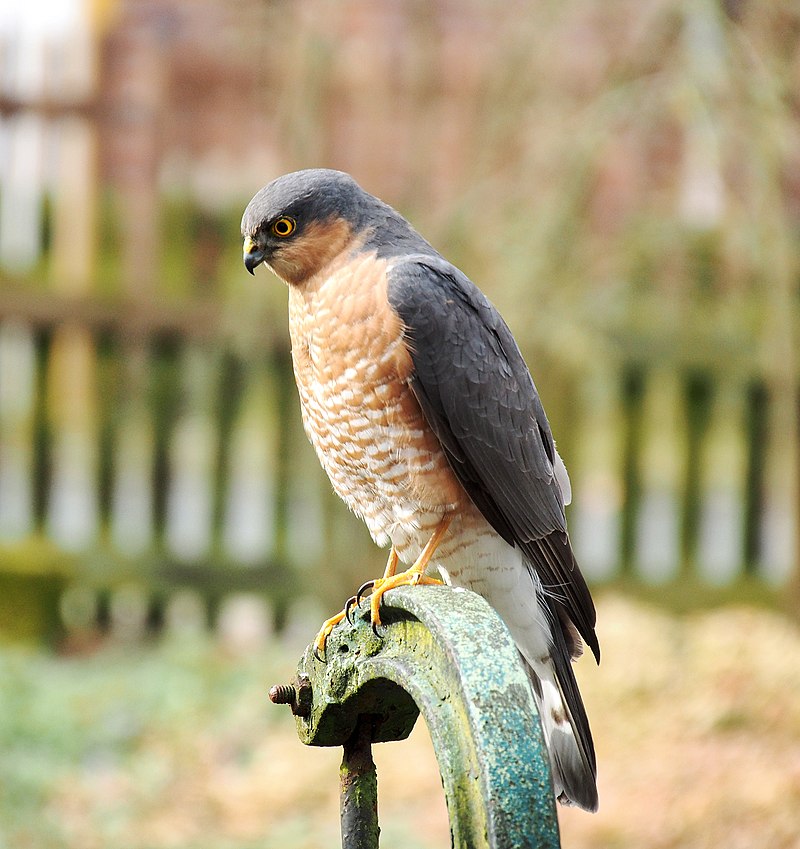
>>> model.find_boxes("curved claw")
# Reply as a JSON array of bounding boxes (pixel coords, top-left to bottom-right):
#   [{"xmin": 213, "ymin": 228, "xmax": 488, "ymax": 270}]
[
  {"xmin": 313, "ymin": 644, "xmax": 326, "ymax": 663},
  {"xmin": 356, "ymin": 580, "xmax": 376, "ymax": 606},
  {"xmin": 344, "ymin": 595, "xmax": 359, "ymax": 625}
]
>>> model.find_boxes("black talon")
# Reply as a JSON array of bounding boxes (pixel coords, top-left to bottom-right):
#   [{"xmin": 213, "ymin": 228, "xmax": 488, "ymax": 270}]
[
  {"xmin": 344, "ymin": 595, "xmax": 359, "ymax": 625},
  {"xmin": 356, "ymin": 580, "xmax": 375, "ymax": 606},
  {"xmin": 371, "ymin": 619, "xmax": 383, "ymax": 638},
  {"xmin": 313, "ymin": 644, "xmax": 326, "ymax": 663}
]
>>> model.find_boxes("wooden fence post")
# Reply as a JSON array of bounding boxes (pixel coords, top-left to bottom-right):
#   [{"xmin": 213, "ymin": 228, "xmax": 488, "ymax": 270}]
[
  {"xmin": 635, "ymin": 369, "xmax": 683, "ymax": 582},
  {"xmin": 572, "ymin": 363, "xmax": 624, "ymax": 582}
]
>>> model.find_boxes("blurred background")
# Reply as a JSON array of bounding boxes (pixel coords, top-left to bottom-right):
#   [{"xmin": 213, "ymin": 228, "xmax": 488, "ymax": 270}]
[{"xmin": 0, "ymin": 0, "xmax": 798, "ymax": 847}]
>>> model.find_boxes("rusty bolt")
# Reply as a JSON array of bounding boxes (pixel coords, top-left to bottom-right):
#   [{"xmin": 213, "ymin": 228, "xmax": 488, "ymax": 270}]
[
  {"xmin": 268, "ymin": 675, "xmax": 312, "ymax": 718},
  {"xmin": 269, "ymin": 684, "xmax": 295, "ymax": 705}
]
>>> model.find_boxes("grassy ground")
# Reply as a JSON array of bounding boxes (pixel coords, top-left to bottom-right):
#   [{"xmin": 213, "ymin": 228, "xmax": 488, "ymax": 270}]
[{"xmin": 1, "ymin": 592, "xmax": 799, "ymax": 849}]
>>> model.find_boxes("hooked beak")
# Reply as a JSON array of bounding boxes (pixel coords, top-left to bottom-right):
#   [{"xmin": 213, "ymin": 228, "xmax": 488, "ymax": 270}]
[{"xmin": 243, "ymin": 236, "xmax": 266, "ymax": 275}]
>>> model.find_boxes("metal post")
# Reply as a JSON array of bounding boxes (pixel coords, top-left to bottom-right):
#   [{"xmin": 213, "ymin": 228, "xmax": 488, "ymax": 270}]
[
  {"xmin": 340, "ymin": 716, "xmax": 380, "ymax": 849},
  {"xmin": 269, "ymin": 584, "xmax": 562, "ymax": 848}
]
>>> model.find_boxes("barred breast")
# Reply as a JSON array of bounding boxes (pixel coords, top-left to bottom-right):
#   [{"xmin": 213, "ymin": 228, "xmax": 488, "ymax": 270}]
[
  {"xmin": 288, "ymin": 247, "xmax": 551, "ymax": 658},
  {"xmin": 287, "ymin": 249, "xmax": 467, "ymax": 562}
]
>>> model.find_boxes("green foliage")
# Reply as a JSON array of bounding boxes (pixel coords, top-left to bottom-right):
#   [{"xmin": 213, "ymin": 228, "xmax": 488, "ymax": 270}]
[
  {"xmin": 0, "ymin": 637, "xmax": 285, "ymax": 848},
  {"xmin": 0, "ymin": 635, "xmax": 447, "ymax": 849}
]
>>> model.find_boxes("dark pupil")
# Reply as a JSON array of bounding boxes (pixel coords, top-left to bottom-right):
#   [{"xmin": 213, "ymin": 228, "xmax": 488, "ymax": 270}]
[{"xmin": 276, "ymin": 219, "xmax": 291, "ymax": 234}]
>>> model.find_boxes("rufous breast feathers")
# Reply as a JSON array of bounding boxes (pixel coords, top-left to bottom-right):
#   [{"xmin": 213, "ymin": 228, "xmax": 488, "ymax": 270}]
[{"xmin": 287, "ymin": 250, "xmax": 464, "ymax": 521}]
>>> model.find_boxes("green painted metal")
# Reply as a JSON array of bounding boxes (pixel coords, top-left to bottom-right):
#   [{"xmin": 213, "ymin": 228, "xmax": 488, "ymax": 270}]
[{"xmin": 284, "ymin": 584, "xmax": 561, "ymax": 849}]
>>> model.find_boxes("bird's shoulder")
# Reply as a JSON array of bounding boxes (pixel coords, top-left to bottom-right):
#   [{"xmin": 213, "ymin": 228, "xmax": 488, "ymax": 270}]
[
  {"xmin": 385, "ymin": 255, "xmax": 538, "ymax": 417},
  {"xmin": 386, "ymin": 253, "xmax": 496, "ymax": 319}
]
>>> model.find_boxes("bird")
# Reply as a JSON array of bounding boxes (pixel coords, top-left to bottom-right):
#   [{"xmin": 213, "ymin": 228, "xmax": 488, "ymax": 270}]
[{"xmin": 241, "ymin": 168, "xmax": 599, "ymax": 812}]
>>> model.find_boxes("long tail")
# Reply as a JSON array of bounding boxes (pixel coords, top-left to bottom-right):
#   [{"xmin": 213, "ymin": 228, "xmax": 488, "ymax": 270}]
[
  {"xmin": 521, "ymin": 611, "xmax": 598, "ymax": 812},
  {"xmin": 436, "ymin": 535, "xmax": 598, "ymax": 810}
]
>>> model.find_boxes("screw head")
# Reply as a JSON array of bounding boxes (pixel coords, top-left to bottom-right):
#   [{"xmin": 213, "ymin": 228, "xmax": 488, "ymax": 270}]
[{"xmin": 268, "ymin": 676, "xmax": 312, "ymax": 717}]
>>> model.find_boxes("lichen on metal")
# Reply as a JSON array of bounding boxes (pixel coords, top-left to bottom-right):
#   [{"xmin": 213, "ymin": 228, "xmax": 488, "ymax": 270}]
[
  {"xmin": 340, "ymin": 717, "xmax": 380, "ymax": 849},
  {"xmin": 280, "ymin": 584, "xmax": 561, "ymax": 849}
]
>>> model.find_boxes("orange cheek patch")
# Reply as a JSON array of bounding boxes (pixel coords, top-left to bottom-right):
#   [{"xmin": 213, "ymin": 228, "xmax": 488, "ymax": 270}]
[{"xmin": 271, "ymin": 218, "xmax": 354, "ymax": 285}]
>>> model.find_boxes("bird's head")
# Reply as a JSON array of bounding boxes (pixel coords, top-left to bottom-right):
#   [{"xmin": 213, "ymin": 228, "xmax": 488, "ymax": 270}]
[{"xmin": 241, "ymin": 169, "xmax": 372, "ymax": 286}]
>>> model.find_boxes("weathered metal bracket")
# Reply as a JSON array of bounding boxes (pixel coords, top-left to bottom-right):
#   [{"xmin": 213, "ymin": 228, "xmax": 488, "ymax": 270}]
[
  {"xmin": 271, "ymin": 584, "xmax": 561, "ymax": 848},
  {"xmin": 270, "ymin": 587, "xmax": 560, "ymax": 849}
]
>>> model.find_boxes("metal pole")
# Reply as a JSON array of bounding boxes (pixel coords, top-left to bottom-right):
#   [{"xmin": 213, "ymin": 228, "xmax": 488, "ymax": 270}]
[{"xmin": 339, "ymin": 716, "xmax": 379, "ymax": 849}]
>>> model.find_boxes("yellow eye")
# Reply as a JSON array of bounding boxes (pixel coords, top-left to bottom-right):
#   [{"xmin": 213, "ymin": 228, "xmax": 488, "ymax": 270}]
[{"xmin": 271, "ymin": 216, "xmax": 296, "ymax": 238}]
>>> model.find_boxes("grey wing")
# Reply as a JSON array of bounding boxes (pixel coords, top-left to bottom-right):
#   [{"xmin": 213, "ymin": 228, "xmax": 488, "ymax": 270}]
[{"xmin": 387, "ymin": 256, "xmax": 599, "ymax": 663}]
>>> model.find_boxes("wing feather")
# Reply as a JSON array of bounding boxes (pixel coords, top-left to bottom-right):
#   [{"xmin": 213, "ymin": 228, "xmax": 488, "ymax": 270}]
[{"xmin": 387, "ymin": 256, "xmax": 599, "ymax": 662}]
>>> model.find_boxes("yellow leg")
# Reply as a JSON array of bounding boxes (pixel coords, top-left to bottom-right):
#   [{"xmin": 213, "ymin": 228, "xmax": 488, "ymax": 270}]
[
  {"xmin": 313, "ymin": 547, "xmax": 400, "ymax": 656},
  {"xmin": 312, "ymin": 517, "xmax": 452, "ymax": 657},
  {"xmin": 382, "ymin": 546, "xmax": 399, "ymax": 580},
  {"xmin": 366, "ymin": 515, "xmax": 451, "ymax": 629},
  {"xmin": 313, "ymin": 609, "xmax": 348, "ymax": 657}
]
